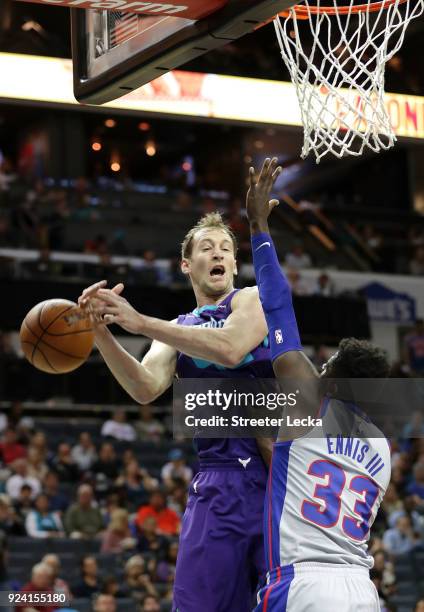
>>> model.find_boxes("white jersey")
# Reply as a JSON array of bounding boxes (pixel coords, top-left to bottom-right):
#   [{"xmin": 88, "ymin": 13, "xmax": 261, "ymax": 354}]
[{"xmin": 264, "ymin": 397, "xmax": 391, "ymax": 572}]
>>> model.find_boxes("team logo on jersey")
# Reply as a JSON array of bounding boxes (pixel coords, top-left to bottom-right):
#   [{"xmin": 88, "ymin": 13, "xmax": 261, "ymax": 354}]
[
  {"xmin": 275, "ymin": 329, "xmax": 283, "ymax": 344},
  {"xmin": 238, "ymin": 457, "xmax": 251, "ymax": 469}
]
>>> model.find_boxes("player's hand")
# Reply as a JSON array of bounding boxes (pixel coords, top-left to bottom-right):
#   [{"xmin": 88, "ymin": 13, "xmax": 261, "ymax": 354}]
[
  {"xmin": 246, "ymin": 157, "xmax": 282, "ymax": 225},
  {"xmin": 78, "ymin": 280, "xmax": 124, "ymax": 329},
  {"xmin": 95, "ymin": 287, "xmax": 146, "ymax": 335}
]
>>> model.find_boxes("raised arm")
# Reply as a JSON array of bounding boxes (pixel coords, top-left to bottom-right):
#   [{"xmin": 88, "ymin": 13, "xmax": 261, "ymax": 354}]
[
  {"xmin": 93, "ymin": 285, "xmax": 268, "ymax": 368},
  {"xmin": 79, "ymin": 282, "xmax": 177, "ymax": 404},
  {"xmin": 246, "ymin": 158, "xmax": 318, "ymax": 381}
]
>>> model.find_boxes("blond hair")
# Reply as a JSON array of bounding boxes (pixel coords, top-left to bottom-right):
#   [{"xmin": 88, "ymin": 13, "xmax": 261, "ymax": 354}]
[
  {"xmin": 109, "ymin": 508, "xmax": 129, "ymax": 532},
  {"xmin": 181, "ymin": 212, "xmax": 237, "ymax": 259}
]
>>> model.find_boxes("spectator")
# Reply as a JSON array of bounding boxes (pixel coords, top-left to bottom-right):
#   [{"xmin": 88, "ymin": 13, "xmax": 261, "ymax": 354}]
[
  {"xmin": 137, "ymin": 516, "xmax": 168, "ymax": 558},
  {"xmin": 30, "ymin": 431, "xmax": 50, "ymax": 464},
  {"xmin": 383, "ymin": 513, "xmax": 419, "ymax": 555},
  {"xmin": 135, "ymin": 491, "xmax": 180, "ymax": 536},
  {"xmin": 135, "ymin": 406, "xmax": 165, "ymax": 442},
  {"xmin": 410, "ymin": 246, "xmax": 424, "ymax": 276},
  {"xmin": 101, "ymin": 508, "xmax": 137, "ymax": 553},
  {"xmin": 17, "ymin": 563, "xmax": 56, "ymax": 612},
  {"xmin": 407, "ymin": 461, "xmax": 424, "ymax": 500},
  {"xmin": 140, "ymin": 595, "xmax": 161, "ymax": 612},
  {"xmin": 362, "ymin": 224, "xmax": 383, "ymax": 255},
  {"xmin": 22, "ymin": 249, "xmax": 63, "ymax": 279},
  {"xmin": 167, "ymin": 479, "xmax": 188, "ymax": 516},
  {"xmin": 43, "ymin": 471, "xmax": 70, "ymax": 514},
  {"xmin": 71, "ymin": 432, "xmax": 97, "ymax": 472},
  {"xmin": 27, "ymin": 447, "xmax": 48, "ymax": 481},
  {"xmin": 415, "ymin": 600, "xmax": 424, "ymax": 612},
  {"xmin": 0, "ymin": 428, "xmax": 26, "ymax": 465},
  {"xmin": 0, "ymin": 494, "xmax": 25, "ymax": 535},
  {"xmin": 101, "ymin": 410, "xmax": 136, "ymax": 442},
  {"xmin": 6, "ymin": 459, "xmax": 41, "ymax": 500},
  {"xmin": 25, "ymin": 493, "xmax": 64, "ymax": 538},
  {"xmin": 372, "ymin": 550, "xmax": 396, "ymax": 599},
  {"xmin": 13, "ymin": 484, "xmax": 35, "ymax": 520},
  {"xmin": 8, "ymin": 401, "xmax": 34, "ymax": 439},
  {"xmin": 116, "ymin": 460, "xmax": 157, "ymax": 511},
  {"xmin": 92, "ymin": 442, "xmax": 120, "ymax": 492},
  {"xmin": 123, "ymin": 555, "xmax": 157, "ymax": 603},
  {"xmin": 156, "ymin": 541, "xmax": 178, "ymax": 583},
  {"xmin": 64, "ymin": 484, "xmax": 104, "ymax": 539},
  {"xmin": 101, "ymin": 576, "xmax": 127, "ymax": 599},
  {"xmin": 381, "ymin": 483, "xmax": 403, "ymax": 518},
  {"xmin": 403, "ymin": 320, "xmax": 424, "ymax": 376},
  {"xmin": 402, "ymin": 410, "xmax": 424, "ymax": 439},
  {"xmin": 84, "ymin": 234, "xmax": 108, "ymax": 256},
  {"xmin": 284, "ymin": 244, "xmax": 312, "ymax": 269},
  {"xmin": 51, "ymin": 443, "xmax": 80, "ymax": 483},
  {"xmin": 135, "ymin": 250, "xmax": 165, "ymax": 286},
  {"xmin": 161, "ymin": 449, "xmax": 193, "ymax": 489},
  {"xmin": 42, "ymin": 554, "xmax": 72, "ymax": 601},
  {"xmin": 286, "ymin": 269, "xmax": 312, "ymax": 296},
  {"xmin": 93, "ymin": 594, "xmax": 116, "ymax": 612},
  {"xmin": 314, "ymin": 272, "xmax": 335, "ymax": 297},
  {"xmin": 72, "ymin": 556, "xmax": 100, "ymax": 598}
]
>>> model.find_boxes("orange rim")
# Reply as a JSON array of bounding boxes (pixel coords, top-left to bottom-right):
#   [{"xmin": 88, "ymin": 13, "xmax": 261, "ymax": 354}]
[{"xmin": 279, "ymin": 0, "xmax": 407, "ymax": 17}]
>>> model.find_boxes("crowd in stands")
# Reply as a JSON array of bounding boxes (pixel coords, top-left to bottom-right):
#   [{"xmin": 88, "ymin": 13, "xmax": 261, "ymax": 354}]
[
  {"xmin": 1, "ymin": 163, "xmax": 424, "ymax": 279},
  {"xmin": 0, "ymin": 366, "xmax": 422, "ymax": 611},
  {"xmin": 0, "ymin": 403, "xmax": 195, "ymax": 611}
]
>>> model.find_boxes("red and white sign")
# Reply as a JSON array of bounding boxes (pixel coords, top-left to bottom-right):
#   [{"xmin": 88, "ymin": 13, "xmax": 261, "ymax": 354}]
[{"xmin": 14, "ymin": 0, "xmax": 227, "ymax": 19}]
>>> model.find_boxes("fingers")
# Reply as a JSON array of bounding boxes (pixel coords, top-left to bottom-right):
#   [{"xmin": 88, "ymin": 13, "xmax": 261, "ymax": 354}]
[
  {"xmin": 112, "ymin": 283, "xmax": 125, "ymax": 295},
  {"xmin": 269, "ymin": 199, "xmax": 280, "ymax": 213},
  {"xmin": 97, "ymin": 288, "xmax": 123, "ymax": 305},
  {"xmin": 248, "ymin": 167, "xmax": 257, "ymax": 188},
  {"xmin": 78, "ymin": 280, "xmax": 107, "ymax": 307}
]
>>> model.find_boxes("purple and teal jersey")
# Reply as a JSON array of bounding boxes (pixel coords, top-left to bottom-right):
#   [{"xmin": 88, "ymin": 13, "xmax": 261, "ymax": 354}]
[{"xmin": 176, "ymin": 288, "xmax": 274, "ymax": 460}]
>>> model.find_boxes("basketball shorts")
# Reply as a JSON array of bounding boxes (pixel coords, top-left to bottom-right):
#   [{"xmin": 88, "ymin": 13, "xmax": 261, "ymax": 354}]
[
  {"xmin": 172, "ymin": 457, "xmax": 267, "ymax": 612},
  {"xmin": 255, "ymin": 563, "xmax": 381, "ymax": 612}
]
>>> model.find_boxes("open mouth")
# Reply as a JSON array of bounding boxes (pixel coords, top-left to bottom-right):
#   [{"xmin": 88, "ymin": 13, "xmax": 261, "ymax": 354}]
[{"xmin": 210, "ymin": 265, "xmax": 225, "ymax": 277}]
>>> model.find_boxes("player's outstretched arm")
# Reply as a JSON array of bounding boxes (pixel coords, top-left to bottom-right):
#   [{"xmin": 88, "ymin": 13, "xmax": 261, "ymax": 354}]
[
  {"xmin": 78, "ymin": 281, "xmax": 177, "ymax": 404},
  {"xmin": 246, "ymin": 158, "xmax": 318, "ymax": 381},
  {"xmin": 93, "ymin": 284, "xmax": 268, "ymax": 368}
]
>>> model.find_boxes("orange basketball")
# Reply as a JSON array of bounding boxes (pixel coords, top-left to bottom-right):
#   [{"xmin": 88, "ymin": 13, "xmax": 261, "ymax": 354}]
[{"xmin": 20, "ymin": 299, "xmax": 95, "ymax": 374}]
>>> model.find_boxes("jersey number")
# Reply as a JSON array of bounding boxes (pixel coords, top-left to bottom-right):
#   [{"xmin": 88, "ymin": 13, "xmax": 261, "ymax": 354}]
[{"xmin": 300, "ymin": 459, "xmax": 379, "ymax": 540}]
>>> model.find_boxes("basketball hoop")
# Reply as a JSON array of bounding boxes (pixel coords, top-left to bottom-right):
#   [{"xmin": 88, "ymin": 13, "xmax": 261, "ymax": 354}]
[{"xmin": 273, "ymin": 0, "xmax": 424, "ymax": 162}]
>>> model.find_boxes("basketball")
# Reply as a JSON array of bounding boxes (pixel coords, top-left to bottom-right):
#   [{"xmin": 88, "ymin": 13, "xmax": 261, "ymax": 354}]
[{"xmin": 19, "ymin": 299, "xmax": 95, "ymax": 374}]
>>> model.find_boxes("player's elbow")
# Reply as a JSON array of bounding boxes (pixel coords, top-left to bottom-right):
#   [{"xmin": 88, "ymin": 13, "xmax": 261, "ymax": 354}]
[{"xmin": 217, "ymin": 343, "xmax": 245, "ymax": 368}]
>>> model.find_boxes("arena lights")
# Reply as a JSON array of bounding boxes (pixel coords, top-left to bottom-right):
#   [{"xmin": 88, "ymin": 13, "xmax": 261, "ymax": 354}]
[
  {"xmin": 105, "ymin": 119, "xmax": 117, "ymax": 128},
  {"xmin": 145, "ymin": 141, "xmax": 156, "ymax": 157},
  {"xmin": 111, "ymin": 162, "xmax": 121, "ymax": 172},
  {"xmin": 91, "ymin": 141, "xmax": 102, "ymax": 152},
  {"xmin": 138, "ymin": 122, "xmax": 150, "ymax": 131}
]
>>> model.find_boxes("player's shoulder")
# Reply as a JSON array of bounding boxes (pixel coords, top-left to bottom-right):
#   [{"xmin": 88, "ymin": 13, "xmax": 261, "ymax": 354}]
[{"xmin": 231, "ymin": 285, "xmax": 259, "ymax": 307}]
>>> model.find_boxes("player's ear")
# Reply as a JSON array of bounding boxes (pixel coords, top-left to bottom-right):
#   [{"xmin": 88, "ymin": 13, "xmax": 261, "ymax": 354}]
[
  {"xmin": 181, "ymin": 258, "xmax": 190, "ymax": 276},
  {"xmin": 233, "ymin": 259, "xmax": 238, "ymax": 277}
]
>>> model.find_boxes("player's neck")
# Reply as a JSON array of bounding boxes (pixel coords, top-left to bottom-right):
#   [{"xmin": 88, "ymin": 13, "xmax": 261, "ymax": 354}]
[{"xmin": 193, "ymin": 286, "xmax": 235, "ymax": 308}]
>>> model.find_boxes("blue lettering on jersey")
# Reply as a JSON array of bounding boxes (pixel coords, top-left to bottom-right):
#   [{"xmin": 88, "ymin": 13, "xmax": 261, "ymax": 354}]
[{"xmin": 325, "ymin": 437, "xmax": 384, "ymax": 478}]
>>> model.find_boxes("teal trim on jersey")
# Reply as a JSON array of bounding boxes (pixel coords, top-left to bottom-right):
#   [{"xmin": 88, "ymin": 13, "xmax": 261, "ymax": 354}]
[
  {"xmin": 192, "ymin": 304, "xmax": 219, "ymax": 316},
  {"xmin": 192, "ymin": 352, "xmax": 254, "ymax": 370},
  {"xmin": 263, "ymin": 335, "xmax": 269, "ymax": 348}
]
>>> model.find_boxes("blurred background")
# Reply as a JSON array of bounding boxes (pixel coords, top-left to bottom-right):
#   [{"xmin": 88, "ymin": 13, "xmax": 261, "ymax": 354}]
[{"xmin": 0, "ymin": 2, "xmax": 423, "ymax": 612}]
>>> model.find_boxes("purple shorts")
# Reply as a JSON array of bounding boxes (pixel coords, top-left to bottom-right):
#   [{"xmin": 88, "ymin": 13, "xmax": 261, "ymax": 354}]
[{"xmin": 173, "ymin": 457, "xmax": 267, "ymax": 612}]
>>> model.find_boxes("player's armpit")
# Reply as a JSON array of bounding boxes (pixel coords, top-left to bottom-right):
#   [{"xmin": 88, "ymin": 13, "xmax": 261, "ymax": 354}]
[{"xmin": 220, "ymin": 287, "xmax": 268, "ymax": 366}]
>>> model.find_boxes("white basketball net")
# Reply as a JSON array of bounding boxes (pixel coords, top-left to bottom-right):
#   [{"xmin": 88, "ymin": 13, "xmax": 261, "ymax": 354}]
[{"xmin": 274, "ymin": 0, "xmax": 424, "ymax": 162}]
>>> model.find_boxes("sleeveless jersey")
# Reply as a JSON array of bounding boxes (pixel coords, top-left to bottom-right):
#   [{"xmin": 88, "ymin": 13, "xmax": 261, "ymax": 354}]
[
  {"xmin": 265, "ymin": 397, "xmax": 391, "ymax": 571},
  {"xmin": 176, "ymin": 288, "xmax": 274, "ymax": 460}
]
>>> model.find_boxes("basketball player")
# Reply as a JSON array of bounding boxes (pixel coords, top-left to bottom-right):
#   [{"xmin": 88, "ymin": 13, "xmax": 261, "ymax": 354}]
[
  {"xmin": 78, "ymin": 214, "xmax": 274, "ymax": 612},
  {"xmin": 247, "ymin": 158, "xmax": 391, "ymax": 611}
]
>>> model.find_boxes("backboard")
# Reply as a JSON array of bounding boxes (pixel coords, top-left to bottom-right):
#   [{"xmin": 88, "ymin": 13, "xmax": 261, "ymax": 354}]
[{"xmin": 71, "ymin": 0, "xmax": 293, "ymax": 105}]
